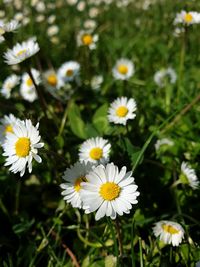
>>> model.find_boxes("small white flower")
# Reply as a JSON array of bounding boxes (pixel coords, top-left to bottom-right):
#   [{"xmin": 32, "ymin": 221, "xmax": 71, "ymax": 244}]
[
  {"xmin": 0, "ymin": 114, "xmax": 19, "ymax": 145},
  {"xmin": 154, "ymin": 67, "xmax": 177, "ymax": 88},
  {"xmin": 108, "ymin": 97, "xmax": 137, "ymax": 125},
  {"xmin": 20, "ymin": 68, "xmax": 40, "ymax": 102},
  {"xmin": 2, "ymin": 119, "xmax": 44, "ymax": 177},
  {"xmin": 83, "ymin": 19, "xmax": 97, "ymax": 30},
  {"xmin": 112, "ymin": 58, "xmax": 134, "ymax": 80},
  {"xmin": 174, "ymin": 10, "xmax": 200, "ymax": 25},
  {"xmin": 79, "ymin": 137, "xmax": 111, "ymax": 165},
  {"xmin": 47, "ymin": 25, "xmax": 59, "ymax": 37},
  {"xmin": 91, "ymin": 75, "xmax": 103, "ymax": 91},
  {"xmin": 155, "ymin": 138, "xmax": 174, "ymax": 151},
  {"xmin": 3, "ymin": 38, "xmax": 40, "ymax": 65},
  {"xmin": 180, "ymin": 162, "xmax": 199, "ymax": 189},
  {"xmin": 77, "ymin": 30, "xmax": 98, "ymax": 50},
  {"xmin": 60, "ymin": 161, "xmax": 93, "ymax": 209},
  {"xmin": 0, "ymin": 19, "xmax": 20, "ymax": 34},
  {"xmin": 153, "ymin": 220, "xmax": 184, "ymax": 246},
  {"xmin": 58, "ymin": 61, "xmax": 80, "ymax": 83},
  {"xmin": 80, "ymin": 163, "xmax": 140, "ymax": 220},
  {"xmin": 1, "ymin": 74, "xmax": 19, "ymax": 99},
  {"xmin": 43, "ymin": 70, "xmax": 63, "ymax": 89}
]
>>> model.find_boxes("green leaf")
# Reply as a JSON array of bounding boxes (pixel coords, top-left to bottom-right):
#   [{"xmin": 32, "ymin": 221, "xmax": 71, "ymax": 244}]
[
  {"xmin": 68, "ymin": 102, "xmax": 87, "ymax": 139},
  {"xmin": 92, "ymin": 104, "xmax": 110, "ymax": 134}
]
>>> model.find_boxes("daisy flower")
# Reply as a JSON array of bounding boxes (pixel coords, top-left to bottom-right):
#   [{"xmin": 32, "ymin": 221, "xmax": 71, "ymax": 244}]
[
  {"xmin": 0, "ymin": 114, "xmax": 19, "ymax": 145},
  {"xmin": 153, "ymin": 220, "xmax": 184, "ymax": 246},
  {"xmin": 2, "ymin": 119, "xmax": 44, "ymax": 177},
  {"xmin": 58, "ymin": 61, "xmax": 80, "ymax": 83},
  {"xmin": 60, "ymin": 162, "xmax": 93, "ymax": 209},
  {"xmin": 20, "ymin": 68, "xmax": 40, "ymax": 102},
  {"xmin": 112, "ymin": 59, "xmax": 134, "ymax": 80},
  {"xmin": 79, "ymin": 137, "xmax": 111, "ymax": 165},
  {"xmin": 77, "ymin": 30, "xmax": 98, "ymax": 50},
  {"xmin": 1, "ymin": 74, "xmax": 19, "ymax": 99},
  {"xmin": 80, "ymin": 163, "xmax": 140, "ymax": 220},
  {"xmin": 0, "ymin": 19, "xmax": 20, "ymax": 34},
  {"xmin": 91, "ymin": 75, "xmax": 103, "ymax": 91},
  {"xmin": 180, "ymin": 162, "xmax": 199, "ymax": 189},
  {"xmin": 3, "ymin": 38, "xmax": 40, "ymax": 65},
  {"xmin": 174, "ymin": 11, "xmax": 200, "ymax": 25},
  {"xmin": 154, "ymin": 138, "xmax": 174, "ymax": 151},
  {"xmin": 43, "ymin": 70, "xmax": 63, "ymax": 89},
  {"xmin": 108, "ymin": 97, "xmax": 137, "ymax": 125},
  {"xmin": 154, "ymin": 67, "xmax": 177, "ymax": 88}
]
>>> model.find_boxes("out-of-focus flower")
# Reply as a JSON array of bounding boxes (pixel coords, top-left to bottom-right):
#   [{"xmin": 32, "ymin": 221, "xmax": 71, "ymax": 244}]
[
  {"xmin": 4, "ymin": 38, "xmax": 40, "ymax": 65},
  {"xmin": 174, "ymin": 11, "xmax": 200, "ymax": 25},
  {"xmin": 79, "ymin": 137, "xmax": 111, "ymax": 165},
  {"xmin": 1, "ymin": 74, "xmax": 19, "ymax": 99},
  {"xmin": 153, "ymin": 220, "xmax": 184, "ymax": 246},
  {"xmin": 154, "ymin": 67, "xmax": 177, "ymax": 87},
  {"xmin": 77, "ymin": 30, "xmax": 98, "ymax": 50},
  {"xmin": 108, "ymin": 97, "xmax": 137, "ymax": 125},
  {"xmin": 112, "ymin": 58, "xmax": 134, "ymax": 80},
  {"xmin": 91, "ymin": 75, "xmax": 103, "ymax": 91},
  {"xmin": 43, "ymin": 70, "xmax": 63, "ymax": 89},
  {"xmin": 20, "ymin": 68, "xmax": 40, "ymax": 102},
  {"xmin": 0, "ymin": 114, "xmax": 19, "ymax": 145},
  {"xmin": 47, "ymin": 25, "xmax": 59, "ymax": 37},
  {"xmin": 3, "ymin": 119, "xmax": 44, "ymax": 177},
  {"xmin": 58, "ymin": 61, "xmax": 80, "ymax": 83},
  {"xmin": 155, "ymin": 138, "xmax": 174, "ymax": 151},
  {"xmin": 81, "ymin": 163, "xmax": 140, "ymax": 220}
]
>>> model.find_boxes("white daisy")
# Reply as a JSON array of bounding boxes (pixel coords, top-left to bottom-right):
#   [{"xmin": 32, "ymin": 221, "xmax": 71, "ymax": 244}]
[
  {"xmin": 154, "ymin": 138, "xmax": 174, "ymax": 151},
  {"xmin": 80, "ymin": 163, "xmax": 140, "ymax": 220},
  {"xmin": 58, "ymin": 61, "xmax": 80, "ymax": 83},
  {"xmin": 3, "ymin": 38, "xmax": 40, "ymax": 65},
  {"xmin": 2, "ymin": 119, "xmax": 44, "ymax": 177},
  {"xmin": 77, "ymin": 30, "xmax": 98, "ymax": 50},
  {"xmin": 0, "ymin": 114, "xmax": 19, "ymax": 145},
  {"xmin": 91, "ymin": 75, "xmax": 103, "ymax": 91},
  {"xmin": 0, "ymin": 19, "xmax": 20, "ymax": 33},
  {"xmin": 60, "ymin": 161, "xmax": 93, "ymax": 209},
  {"xmin": 43, "ymin": 70, "xmax": 64, "ymax": 89},
  {"xmin": 154, "ymin": 67, "xmax": 177, "ymax": 88},
  {"xmin": 174, "ymin": 11, "xmax": 200, "ymax": 25},
  {"xmin": 112, "ymin": 59, "xmax": 134, "ymax": 80},
  {"xmin": 20, "ymin": 68, "xmax": 40, "ymax": 102},
  {"xmin": 108, "ymin": 97, "xmax": 137, "ymax": 125},
  {"xmin": 153, "ymin": 220, "xmax": 184, "ymax": 246},
  {"xmin": 180, "ymin": 162, "xmax": 199, "ymax": 189},
  {"xmin": 79, "ymin": 137, "xmax": 111, "ymax": 165},
  {"xmin": 1, "ymin": 74, "xmax": 19, "ymax": 99}
]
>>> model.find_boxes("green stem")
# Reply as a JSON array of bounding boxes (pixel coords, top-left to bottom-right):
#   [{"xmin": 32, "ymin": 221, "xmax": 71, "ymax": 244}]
[
  {"xmin": 131, "ymin": 217, "xmax": 136, "ymax": 267},
  {"xmin": 107, "ymin": 218, "xmax": 119, "ymax": 265},
  {"xmin": 58, "ymin": 101, "xmax": 71, "ymax": 137},
  {"xmin": 115, "ymin": 218, "xmax": 123, "ymax": 257},
  {"xmin": 139, "ymin": 237, "xmax": 144, "ymax": 267},
  {"xmin": 15, "ymin": 181, "xmax": 21, "ymax": 215}
]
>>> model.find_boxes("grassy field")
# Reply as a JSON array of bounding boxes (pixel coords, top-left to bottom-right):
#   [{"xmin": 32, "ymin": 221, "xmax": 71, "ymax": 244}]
[{"xmin": 1, "ymin": 0, "xmax": 200, "ymax": 266}]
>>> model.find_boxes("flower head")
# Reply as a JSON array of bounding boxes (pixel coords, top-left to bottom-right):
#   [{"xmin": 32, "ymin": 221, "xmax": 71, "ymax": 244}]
[
  {"xmin": 174, "ymin": 11, "xmax": 200, "ymax": 25},
  {"xmin": 79, "ymin": 137, "xmax": 111, "ymax": 165},
  {"xmin": 2, "ymin": 119, "xmax": 44, "ymax": 177},
  {"xmin": 43, "ymin": 70, "xmax": 63, "ymax": 89},
  {"xmin": 77, "ymin": 30, "xmax": 98, "ymax": 50},
  {"xmin": 153, "ymin": 220, "xmax": 184, "ymax": 246},
  {"xmin": 0, "ymin": 19, "xmax": 20, "ymax": 34},
  {"xmin": 108, "ymin": 97, "xmax": 137, "ymax": 125},
  {"xmin": 154, "ymin": 67, "xmax": 177, "ymax": 88},
  {"xmin": 80, "ymin": 163, "xmax": 140, "ymax": 220},
  {"xmin": 4, "ymin": 38, "xmax": 40, "ymax": 65},
  {"xmin": 1, "ymin": 74, "xmax": 19, "ymax": 99},
  {"xmin": 180, "ymin": 162, "xmax": 199, "ymax": 189},
  {"xmin": 0, "ymin": 114, "xmax": 19, "ymax": 145},
  {"xmin": 112, "ymin": 59, "xmax": 134, "ymax": 80},
  {"xmin": 58, "ymin": 61, "xmax": 80, "ymax": 83},
  {"xmin": 60, "ymin": 162, "xmax": 93, "ymax": 208}
]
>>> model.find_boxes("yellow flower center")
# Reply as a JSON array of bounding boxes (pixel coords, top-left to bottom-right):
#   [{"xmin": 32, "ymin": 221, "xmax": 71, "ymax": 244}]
[
  {"xmin": 4, "ymin": 124, "xmax": 13, "ymax": 134},
  {"xmin": 82, "ymin": 34, "xmax": 93, "ymax": 45},
  {"xmin": 66, "ymin": 69, "xmax": 74, "ymax": 77},
  {"xmin": 47, "ymin": 74, "xmax": 57, "ymax": 86},
  {"xmin": 116, "ymin": 106, "xmax": 128, "ymax": 117},
  {"xmin": 184, "ymin": 13, "xmax": 193, "ymax": 23},
  {"xmin": 117, "ymin": 65, "xmax": 128, "ymax": 75},
  {"xmin": 17, "ymin": 49, "xmax": 27, "ymax": 57},
  {"xmin": 89, "ymin": 147, "xmax": 103, "ymax": 160},
  {"xmin": 99, "ymin": 182, "xmax": 121, "ymax": 201},
  {"xmin": 74, "ymin": 176, "xmax": 87, "ymax": 192},
  {"xmin": 15, "ymin": 137, "xmax": 31, "ymax": 157},
  {"xmin": 26, "ymin": 78, "xmax": 33, "ymax": 87},
  {"xmin": 162, "ymin": 224, "xmax": 179, "ymax": 235}
]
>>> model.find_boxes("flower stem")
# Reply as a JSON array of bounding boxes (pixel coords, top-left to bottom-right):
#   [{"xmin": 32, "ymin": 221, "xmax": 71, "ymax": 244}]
[
  {"xmin": 131, "ymin": 217, "xmax": 136, "ymax": 267},
  {"xmin": 115, "ymin": 217, "xmax": 123, "ymax": 257}
]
